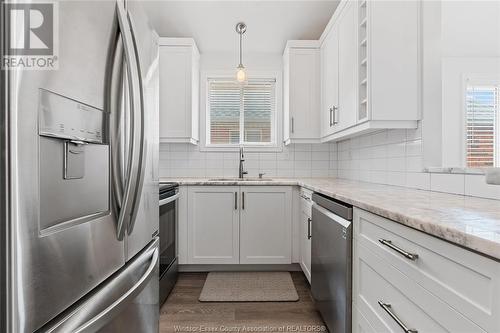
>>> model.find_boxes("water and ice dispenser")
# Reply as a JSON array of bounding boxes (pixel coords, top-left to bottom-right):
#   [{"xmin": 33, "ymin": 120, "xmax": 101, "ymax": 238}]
[{"xmin": 38, "ymin": 89, "xmax": 110, "ymax": 231}]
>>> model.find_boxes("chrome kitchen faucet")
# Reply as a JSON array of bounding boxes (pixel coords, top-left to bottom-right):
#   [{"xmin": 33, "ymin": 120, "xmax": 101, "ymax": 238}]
[{"xmin": 239, "ymin": 147, "xmax": 248, "ymax": 179}]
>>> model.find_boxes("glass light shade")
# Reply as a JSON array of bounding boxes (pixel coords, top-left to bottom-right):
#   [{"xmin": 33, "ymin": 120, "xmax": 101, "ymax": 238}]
[{"xmin": 236, "ymin": 66, "xmax": 246, "ymax": 83}]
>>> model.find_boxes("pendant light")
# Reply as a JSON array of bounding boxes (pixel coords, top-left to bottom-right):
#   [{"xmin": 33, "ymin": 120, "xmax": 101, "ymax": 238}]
[{"xmin": 235, "ymin": 22, "xmax": 247, "ymax": 83}]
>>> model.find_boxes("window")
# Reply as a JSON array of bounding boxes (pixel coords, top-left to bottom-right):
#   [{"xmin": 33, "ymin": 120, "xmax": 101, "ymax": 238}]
[
  {"xmin": 206, "ymin": 78, "xmax": 277, "ymax": 147},
  {"xmin": 465, "ymin": 83, "xmax": 500, "ymax": 168}
]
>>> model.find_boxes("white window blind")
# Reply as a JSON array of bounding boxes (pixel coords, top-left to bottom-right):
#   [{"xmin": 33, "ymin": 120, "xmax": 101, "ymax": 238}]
[
  {"xmin": 207, "ymin": 79, "xmax": 276, "ymax": 146},
  {"xmin": 465, "ymin": 84, "xmax": 499, "ymax": 168}
]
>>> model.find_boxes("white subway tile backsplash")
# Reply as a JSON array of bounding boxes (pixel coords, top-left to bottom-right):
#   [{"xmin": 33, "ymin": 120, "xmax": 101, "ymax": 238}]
[
  {"xmin": 244, "ymin": 159, "xmax": 259, "ymax": 169},
  {"xmin": 335, "ymin": 125, "xmax": 498, "ymax": 200},
  {"xmin": 205, "ymin": 159, "xmax": 224, "ymax": 169},
  {"xmin": 260, "ymin": 159, "xmax": 277, "ymax": 169},
  {"xmin": 406, "ymin": 172, "xmax": 431, "ymax": 190},
  {"xmin": 312, "ymin": 160, "xmax": 329, "ymax": 170},
  {"xmin": 386, "ymin": 129, "xmax": 407, "ymax": 144},
  {"xmin": 295, "ymin": 151, "xmax": 312, "ymax": 161},
  {"xmin": 312, "ymin": 151, "xmax": 329, "ymax": 161},
  {"xmin": 405, "ymin": 156, "xmax": 423, "ymax": 173},
  {"xmin": 294, "ymin": 169, "xmax": 312, "ymax": 177},
  {"xmin": 405, "ymin": 140, "xmax": 422, "ymax": 157},
  {"xmin": 277, "ymin": 160, "xmax": 294, "ymax": 170},
  {"xmin": 430, "ymin": 173, "xmax": 465, "ymax": 195},
  {"xmin": 160, "ymin": 128, "xmax": 498, "ymax": 202},
  {"xmin": 386, "ymin": 142, "xmax": 406, "ymax": 158},
  {"xmin": 406, "ymin": 126, "xmax": 422, "ymax": 141},
  {"xmin": 312, "ymin": 144, "xmax": 330, "ymax": 152},
  {"xmin": 386, "ymin": 157, "xmax": 406, "ymax": 172},
  {"xmin": 294, "ymin": 144, "xmax": 312, "ymax": 152},
  {"xmin": 465, "ymin": 175, "xmax": 500, "ymax": 200},
  {"xmin": 223, "ymin": 159, "xmax": 238, "ymax": 169},
  {"xmin": 311, "ymin": 169, "xmax": 329, "ymax": 177},
  {"xmin": 295, "ymin": 159, "xmax": 312, "ymax": 170},
  {"xmin": 169, "ymin": 144, "xmax": 189, "ymax": 152},
  {"xmin": 160, "ymin": 143, "xmax": 337, "ymax": 179},
  {"xmin": 259, "ymin": 152, "xmax": 277, "ymax": 161},
  {"xmin": 170, "ymin": 151, "xmax": 188, "ymax": 160},
  {"xmin": 386, "ymin": 171, "xmax": 407, "ymax": 187}
]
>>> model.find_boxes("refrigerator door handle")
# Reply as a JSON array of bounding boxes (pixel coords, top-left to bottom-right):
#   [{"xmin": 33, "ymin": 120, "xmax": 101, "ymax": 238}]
[
  {"xmin": 109, "ymin": 33, "xmax": 127, "ymax": 228},
  {"xmin": 126, "ymin": 11, "xmax": 147, "ymax": 234},
  {"xmin": 41, "ymin": 239, "xmax": 159, "ymax": 333},
  {"xmin": 115, "ymin": 0, "xmax": 143, "ymax": 240}
]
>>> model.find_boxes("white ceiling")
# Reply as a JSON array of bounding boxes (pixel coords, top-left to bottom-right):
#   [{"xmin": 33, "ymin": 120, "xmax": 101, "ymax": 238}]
[{"xmin": 143, "ymin": 1, "xmax": 339, "ymax": 54}]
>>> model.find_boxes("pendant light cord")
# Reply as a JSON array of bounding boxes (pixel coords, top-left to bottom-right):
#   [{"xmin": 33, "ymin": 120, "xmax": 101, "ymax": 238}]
[{"xmin": 239, "ymin": 32, "xmax": 243, "ymax": 67}]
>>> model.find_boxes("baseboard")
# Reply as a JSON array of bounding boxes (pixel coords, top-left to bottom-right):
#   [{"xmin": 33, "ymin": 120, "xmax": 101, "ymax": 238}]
[{"xmin": 178, "ymin": 263, "xmax": 302, "ymax": 272}]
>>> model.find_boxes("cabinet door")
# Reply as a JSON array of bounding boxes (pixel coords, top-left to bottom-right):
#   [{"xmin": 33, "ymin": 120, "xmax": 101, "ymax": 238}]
[
  {"xmin": 288, "ymin": 49, "xmax": 320, "ymax": 141},
  {"xmin": 240, "ymin": 186, "xmax": 292, "ymax": 264},
  {"xmin": 187, "ymin": 186, "xmax": 239, "ymax": 264},
  {"xmin": 321, "ymin": 27, "xmax": 339, "ymax": 138},
  {"xmin": 336, "ymin": 1, "xmax": 358, "ymax": 132},
  {"xmin": 300, "ymin": 208, "xmax": 312, "ymax": 283}
]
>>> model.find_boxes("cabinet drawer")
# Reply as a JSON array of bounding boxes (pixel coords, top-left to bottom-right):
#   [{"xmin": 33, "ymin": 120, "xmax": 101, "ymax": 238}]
[
  {"xmin": 354, "ymin": 243, "xmax": 485, "ymax": 333},
  {"xmin": 354, "ymin": 208, "xmax": 500, "ymax": 332},
  {"xmin": 353, "ymin": 304, "xmax": 378, "ymax": 333}
]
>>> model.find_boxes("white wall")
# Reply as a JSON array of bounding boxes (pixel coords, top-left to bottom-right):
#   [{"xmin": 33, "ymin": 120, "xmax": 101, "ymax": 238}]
[{"xmin": 440, "ymin": 0, "xmax": 500, "ymax": 167}]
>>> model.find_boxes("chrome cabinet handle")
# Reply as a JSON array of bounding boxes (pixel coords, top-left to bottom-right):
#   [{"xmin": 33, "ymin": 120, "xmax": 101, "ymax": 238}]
[
  {"xmin": 291, "ymin": 117, "xmax": 295, "ymax": 134},
  {"xmin": 234, "ymin": 192, "xmax": 238, "ymax": 210},
  {"xmin": 307, "ymin": 218, "xmax": 312, "ymax": 239},
  {"xmin": 378, "ymin": 301, "xmax": 418, "ymax": 333},
  {"xmin": 242, "ymin": 192, "xmax": 245, "ymax": 210},
  {"xmin": 332, "ymin": 106, "xmax": 339, "ymax": 125},
  {"xmin": 379, "ymin": 239, "xmax": 419, "ymax": 261},
  {"xmin": 329, "ymin": 107, "xmax": 333, "ymax": 127},
  {"xmin": 299, "ymin": 193, "xmax": 311, "ymax": 201},
  {"xmin": 159, "ymin": 193, "xmax": 180, "ymax": 206}
]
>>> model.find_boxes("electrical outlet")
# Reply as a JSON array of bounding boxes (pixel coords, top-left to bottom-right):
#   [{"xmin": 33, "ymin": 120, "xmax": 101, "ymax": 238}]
[{"xmin": 485, "ymin": 168, "xmax": 500, "ymax": 185}]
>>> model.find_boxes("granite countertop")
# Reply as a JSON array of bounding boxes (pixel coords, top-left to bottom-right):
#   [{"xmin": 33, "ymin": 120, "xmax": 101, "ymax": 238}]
[{"xmin": 160, "ymin": 177, "xmax": 500, "ymax": 261}]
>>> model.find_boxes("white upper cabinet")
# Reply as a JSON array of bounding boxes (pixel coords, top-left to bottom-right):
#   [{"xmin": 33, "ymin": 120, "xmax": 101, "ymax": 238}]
[
  {"xmin": 159, "ymin": 38, "xmax": 200, "ymax": 144},
  {"xmin": 321, "ymin": 26, "xmax": 340, "ymax": 138},
  {"xmin": 320, "ymin": 0, "xmax": 421, "ymax": 142},
  {"xmin": 283, "ymin": 41, "xmax": 321, "ymax": 145}
]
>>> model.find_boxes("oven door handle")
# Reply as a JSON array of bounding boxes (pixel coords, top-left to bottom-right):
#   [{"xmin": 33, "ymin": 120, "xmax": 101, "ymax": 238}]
[{"xmin": 159, "ymin": 193, "xmax": 180, "ymax": 206}]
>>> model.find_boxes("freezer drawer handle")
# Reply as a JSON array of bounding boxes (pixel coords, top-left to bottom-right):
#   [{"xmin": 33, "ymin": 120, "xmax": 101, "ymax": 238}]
[
  {"xmin": 75, "ymin": 244, "xmax": 158, "ymax": 333},
  {"xmin": 42, "ymin": 239, "xmax": 159, "ymax": 333},
  {"xmin": 378, "ymin": 301, "xmax": 418, "ymax": 333},
  {"xmin": 379, "ymin": 239, "xmax": 418, "ymax": 261}
]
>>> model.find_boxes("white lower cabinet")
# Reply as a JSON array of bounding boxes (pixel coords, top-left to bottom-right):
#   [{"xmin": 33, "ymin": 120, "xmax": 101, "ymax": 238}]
[
  {"xmin": 187, "ymin": 186, "xmax": 239, "ymax": 264},
  {"xmin": 353, "ymin": 208, "xmax": 500, "ymax": 333},
  {"xmin": 299, "ymin": 188, "xmax": 313, "ymax": 283},
  {"xmin": 240, "ymin": 186, "xmax": 292, "ymax": 264},
  {"xmin": 186, "ymin": 186, "xmax": 292, "ymax": 265}
]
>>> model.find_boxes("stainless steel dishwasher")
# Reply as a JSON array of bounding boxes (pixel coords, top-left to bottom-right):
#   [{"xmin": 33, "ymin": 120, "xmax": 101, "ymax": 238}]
[{"xmin": 311, "ymin": 192, "xmax": 353, "ymax": 333}]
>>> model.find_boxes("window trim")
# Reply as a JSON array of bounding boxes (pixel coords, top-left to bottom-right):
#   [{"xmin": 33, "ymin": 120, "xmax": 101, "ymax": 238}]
[
  {"xmin": 199, "ymin": 70, "xmax": 283, "ymax": 152},
  {"xmin": 462, "ymin": 75, "xmax": 500, "ymax": 168}
]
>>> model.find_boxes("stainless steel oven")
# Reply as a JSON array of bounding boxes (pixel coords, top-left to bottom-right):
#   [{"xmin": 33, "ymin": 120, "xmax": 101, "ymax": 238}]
[{"xmin": 159, "ymin": 183, "xmax": 179, "ymax": 305}]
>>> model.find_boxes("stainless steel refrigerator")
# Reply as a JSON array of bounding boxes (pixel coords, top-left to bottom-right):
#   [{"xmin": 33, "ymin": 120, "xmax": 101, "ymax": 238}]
[{"xmin": 0, "ymin": 1, "xmax": 160, "ymax": 332}]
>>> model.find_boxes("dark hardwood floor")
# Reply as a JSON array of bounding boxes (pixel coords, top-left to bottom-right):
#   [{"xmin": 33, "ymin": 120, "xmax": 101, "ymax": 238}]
[{"xmin": 159, "ymin": 272, "xmax": 327, "ymax": 333}]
